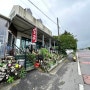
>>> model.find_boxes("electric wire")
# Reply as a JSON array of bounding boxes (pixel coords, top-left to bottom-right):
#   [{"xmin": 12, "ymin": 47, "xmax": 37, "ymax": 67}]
[
  {"xmin": 22, "ymin": 0, "xmax": 58, "ymax": 35},
  {"xmin": 40, "ymin": 0, "xmax": 57, "ymax": 20},
  {"xmin": 27, "ymin": 0, "xmax": 61, "ymax": 35},
  {"xmin": 19, "ymin": 0, "xmax": 55, "ymax": 31},
  {"xmin": 27, "ymin": 0, "xmax": 57, "ymax": 25}
]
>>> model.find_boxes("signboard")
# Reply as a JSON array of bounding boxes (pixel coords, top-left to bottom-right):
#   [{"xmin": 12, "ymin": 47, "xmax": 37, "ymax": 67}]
[{"xmin": 32, "ymin": 27, "xmax": 37, "ymax": 43}]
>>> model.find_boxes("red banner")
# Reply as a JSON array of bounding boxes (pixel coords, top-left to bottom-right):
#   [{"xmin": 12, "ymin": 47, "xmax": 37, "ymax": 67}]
[{"xmin": 32, "ymin": 27, "xmax": 37, "ymax": 43}]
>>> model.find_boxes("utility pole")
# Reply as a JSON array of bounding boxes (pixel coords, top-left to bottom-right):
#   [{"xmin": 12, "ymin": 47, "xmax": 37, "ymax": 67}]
[
  {"xmin": 57, "ymin": 17, "xmax": 60, "ymax": 54},
  {"xmin": 57, "ymin": 17, "xmax": 60, "ymax": 36}
]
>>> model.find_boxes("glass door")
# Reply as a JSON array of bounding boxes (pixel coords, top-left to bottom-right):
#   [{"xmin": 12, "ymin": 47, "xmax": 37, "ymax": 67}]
[{"xmin": 21, "ymin": 37, "xmax": 31, "ymax": 53}]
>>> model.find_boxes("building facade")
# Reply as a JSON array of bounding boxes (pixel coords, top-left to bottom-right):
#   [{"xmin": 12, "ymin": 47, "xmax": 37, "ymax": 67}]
[{"xmin": 0, "ymin": 5, "xmax": 57, "ymax": 70}]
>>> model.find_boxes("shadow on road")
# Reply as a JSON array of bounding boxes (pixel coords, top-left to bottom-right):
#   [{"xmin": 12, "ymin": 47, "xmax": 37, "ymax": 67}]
[{"xmin": 67, "ymin": 54, "xmax": 74, "ymax": 62}]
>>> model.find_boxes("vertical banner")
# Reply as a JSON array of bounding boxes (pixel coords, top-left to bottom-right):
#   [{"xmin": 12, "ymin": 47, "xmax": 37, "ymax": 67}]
[{"xmin": 32, "ymin": 27, "xmax": 37, "ymax": 43}]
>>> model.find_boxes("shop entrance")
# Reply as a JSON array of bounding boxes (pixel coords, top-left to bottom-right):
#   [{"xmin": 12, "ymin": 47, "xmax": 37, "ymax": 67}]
[
  {"xmin": 21, "ymin": 37, "xmax": 36, "ymax": 53},
  {"xmin": 21, "ymin": 37, "xmax": 31, "ymax": 53}
]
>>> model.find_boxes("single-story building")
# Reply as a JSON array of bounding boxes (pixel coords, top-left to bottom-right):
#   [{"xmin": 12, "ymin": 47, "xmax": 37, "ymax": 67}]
[{"xmin": 0, "ymin": 5, "xmax": 57, "ymax": 70}]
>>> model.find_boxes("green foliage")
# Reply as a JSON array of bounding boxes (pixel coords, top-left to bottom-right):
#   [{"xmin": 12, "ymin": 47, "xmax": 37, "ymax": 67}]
[
  {"xmin": 53, "ymin": 36, "xmax": 58, "ymax": 40},
  {"xmin": 7, "ymin": 76, "xmax": 14, "ymax": 83},
  {"xmin": 55, "ymin": 46, "xmax": 58, "ymax": 50},
  {"xmin": 18, "ymin": 67, "xmax": 27, "ymax": 78},
  {"xmin": 88, "ymin": 47, "xmax": 90, "ymax": 50},
  {"xmin": 0, "ymin": 63, "xmax": 3, "ymax": 67},
  {"xmin": 27, "ymin": 53, "xmax": 36, "ymax": 62},
  {"xmin": 58, "ymin": 31, "xmax": 77, "ymax": 54},
  {"xmin": 39, "ymin": 48, "xmax": 49, "ymax": 58},
  {"xmin": 47, "ymin": 53, "xmax": 52, "ymax": 59},
  {"xmin": 49, "ymin": 60, "xmax": 56, "ymax": 65}
]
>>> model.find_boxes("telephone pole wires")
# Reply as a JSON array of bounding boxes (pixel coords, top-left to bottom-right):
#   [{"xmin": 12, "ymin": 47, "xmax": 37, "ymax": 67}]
[{"xmin": 57, "ymin": 17, "xmax": 60, "ymax": 36}]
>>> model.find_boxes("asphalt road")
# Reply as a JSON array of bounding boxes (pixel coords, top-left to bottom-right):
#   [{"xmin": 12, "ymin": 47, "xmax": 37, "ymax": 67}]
[
  {"xmin": 78, "ymin": 49, "xmax": 90, "ymax": 90},
  {"xmin": 0, "ymin": 53, "xmax": 85, "ymax": 90}
]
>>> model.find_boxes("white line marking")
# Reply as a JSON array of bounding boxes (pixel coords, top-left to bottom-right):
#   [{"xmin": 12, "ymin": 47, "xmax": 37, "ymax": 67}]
[
  {"xmin": 78, "ymin": 59, "xmax": 81, "ymax": 75},
  {"xmin": 77, "ymin": 52, "xmax": 82, "ymax": 75},
  {"xmin": 78, "ymin": 52, "xmax": 84, "ymax": 90},
  {"xmin": 79, "ymin": 84, "xmax": 84, "ymax": 90}
]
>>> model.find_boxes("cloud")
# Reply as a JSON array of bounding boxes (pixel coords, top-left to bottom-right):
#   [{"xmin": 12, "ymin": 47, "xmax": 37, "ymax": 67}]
[
  {"xmin": 0, "ymin": 0, "xmax": 90, "ymax": 48},
  {"xmin": 59, "ymin": 1, "xmax": 87, "ymax": 18},
  {"xmin": 0, "ymin": 0, "xmax": 13, "ymax": 16},
  {"xmin": 54, "ymin": 0, "xmax": 90, "ymax": 48}
]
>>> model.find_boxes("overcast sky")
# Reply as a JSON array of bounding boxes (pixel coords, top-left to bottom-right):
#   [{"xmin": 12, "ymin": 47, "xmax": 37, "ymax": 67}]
[{"xmin": 0, "ymin": 0, "xmax": 90, "ymax": 49}]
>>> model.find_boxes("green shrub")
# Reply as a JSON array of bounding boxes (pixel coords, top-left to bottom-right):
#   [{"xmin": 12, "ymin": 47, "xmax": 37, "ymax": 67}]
[
  {"xmin": 27, "ymin": 53, "xmax": 36, "ymax": 62},
  {"xmin": 7, "ymin": 76, "xmax": 14, "ymax": 83},
  {"xmin": 39, "ymin": 48, "xmax": 52, "ymax": 59},
  {"xmin": 18, "ymin": 67, "xmax": 27, "ymax": 78},
  {"xmin": 39, "ymin": 48, "xmax": 48, "ymax": 58}
]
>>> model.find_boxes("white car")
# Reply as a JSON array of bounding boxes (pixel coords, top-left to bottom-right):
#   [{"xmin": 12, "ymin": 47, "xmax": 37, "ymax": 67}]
[{"xmin": 65, "ymin": 49, "xmax": 73, "ymax": 55}]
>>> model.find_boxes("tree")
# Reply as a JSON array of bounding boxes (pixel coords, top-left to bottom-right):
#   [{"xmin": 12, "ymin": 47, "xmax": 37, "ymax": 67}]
[
  {"xmin": 87, "ymin": 47, "xmax": 90, "ymax": 50},
  {"xmin": 53, "ymin": 31, "xmax": 77, "ymax": 54}
]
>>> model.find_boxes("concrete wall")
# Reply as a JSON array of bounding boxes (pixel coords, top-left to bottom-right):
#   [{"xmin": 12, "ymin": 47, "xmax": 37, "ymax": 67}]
[
  {"xmin": 0, "ymin": 16, "xmax": 10, "ymax": 58},
  {"xmin": 9, "ymin": 5, "xmax": 52, "ymax": 36}
]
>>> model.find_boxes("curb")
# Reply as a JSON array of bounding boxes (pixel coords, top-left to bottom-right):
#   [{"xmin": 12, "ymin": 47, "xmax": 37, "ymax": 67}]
[{"xmin": 48, "ymin": 58, "xmax": 66, "ymax": 72}]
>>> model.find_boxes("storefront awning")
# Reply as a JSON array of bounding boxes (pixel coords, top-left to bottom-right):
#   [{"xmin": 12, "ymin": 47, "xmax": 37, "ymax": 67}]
[{"xmin": 9, "ymin": 14, "xmax": 57, "ymax": 44}]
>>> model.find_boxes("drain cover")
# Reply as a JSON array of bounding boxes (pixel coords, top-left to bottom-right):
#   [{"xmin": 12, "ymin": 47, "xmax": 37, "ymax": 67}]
[{"xmin": 83, "ymin": 75, "xmax": 90, "ymax": 85}]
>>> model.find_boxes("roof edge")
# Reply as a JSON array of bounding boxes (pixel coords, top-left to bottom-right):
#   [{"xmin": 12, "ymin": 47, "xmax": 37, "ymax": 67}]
[{"xmin": 0, "ymin": 14, "xmax": 11, "ymax": 21}]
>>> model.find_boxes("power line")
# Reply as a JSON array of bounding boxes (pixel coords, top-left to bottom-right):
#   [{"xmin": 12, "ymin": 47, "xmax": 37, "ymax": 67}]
[
  {"xmin": 27, "ymin": 0, "xmax": 57, "ymax": 25},
  {"xmin": 19, "ymin": 0, "xmax": 57, "ymax": 31},
  {"xmin": 19, "ymin": 0, "xmax": 65, "ymax": 35},
  {"xmin": 40, "ymin": 0, "xmax": 57, "ymax": 20},
  {"xmin": 19, "ymin": 0, "xmax": 41, "ymax": 18},
  {"xmin": 30, "ymin": 0, "xmax": 59, "ymax": 31}
]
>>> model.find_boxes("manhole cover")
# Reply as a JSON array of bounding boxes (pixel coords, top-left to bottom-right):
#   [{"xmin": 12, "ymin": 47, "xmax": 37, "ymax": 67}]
[{"xmin": 83, "ymin": 75, "xmax": 90, "ymax": 85}]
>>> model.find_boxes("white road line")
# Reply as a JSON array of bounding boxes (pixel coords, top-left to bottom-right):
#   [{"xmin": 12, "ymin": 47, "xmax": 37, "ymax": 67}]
[
  {"xmin": 79, "ymin": 84, "xmax": 84, "ymax": 90},
  {"xmin": 78, "ymin": 60, "xmax": 81, "ymax": 75},
  {"xmin": 77, "ymin": 52, "xmax": 82, "ymax": 75},
  {"xmin": 77, "ymin": 52, "xmax": 84, "ymax": 90}
]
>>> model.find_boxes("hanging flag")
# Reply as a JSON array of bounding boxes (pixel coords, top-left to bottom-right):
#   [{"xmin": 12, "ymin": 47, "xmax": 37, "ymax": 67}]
[{"xmin": 32, "ymin": 27, "xmax": 37, "ymax": 43}]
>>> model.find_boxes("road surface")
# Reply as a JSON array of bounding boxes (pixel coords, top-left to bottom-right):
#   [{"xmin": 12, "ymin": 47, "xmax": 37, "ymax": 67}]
[{"xmin": 78, "ymin": 49, "xmax": 90, "ymax": 90}]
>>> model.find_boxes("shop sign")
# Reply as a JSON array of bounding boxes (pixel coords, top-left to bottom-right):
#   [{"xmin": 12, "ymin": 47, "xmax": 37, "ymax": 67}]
[{"xmin": 32, "ymin": 27, "xmax": 37, "ymax": 43}]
